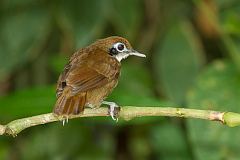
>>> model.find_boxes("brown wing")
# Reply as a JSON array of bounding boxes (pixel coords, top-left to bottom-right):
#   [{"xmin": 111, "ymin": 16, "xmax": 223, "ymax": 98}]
[
  {"xmin": 53, "ymin": 50, "xmax": 120, "ymax": 115},
  {"xmin": 66, "ymin": 63, "xmax": 117, "ymax": 94}
]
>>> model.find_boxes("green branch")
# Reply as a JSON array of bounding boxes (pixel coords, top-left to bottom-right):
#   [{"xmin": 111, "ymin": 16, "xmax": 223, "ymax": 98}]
[{"xmin": 1, "ymin": 106, "xmax": 240, "ymax": 137}]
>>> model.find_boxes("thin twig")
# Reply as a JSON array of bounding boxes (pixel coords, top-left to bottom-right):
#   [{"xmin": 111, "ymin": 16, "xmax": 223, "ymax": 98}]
[{"xmin": 1, "ymin": 106, "xmax": 240, "ymax": 137}]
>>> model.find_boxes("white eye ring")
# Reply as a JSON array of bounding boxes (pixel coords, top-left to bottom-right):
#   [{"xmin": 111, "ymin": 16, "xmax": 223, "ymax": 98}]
[{"xmin": 114, "ymin": 42, "xmax": 127, "ymax": 52}]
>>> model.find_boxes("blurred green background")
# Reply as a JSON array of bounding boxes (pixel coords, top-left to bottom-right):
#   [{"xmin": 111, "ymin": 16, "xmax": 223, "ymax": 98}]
[{"xmin": 0, "ymin": 0, "xmax": 240, "ymax": 159}]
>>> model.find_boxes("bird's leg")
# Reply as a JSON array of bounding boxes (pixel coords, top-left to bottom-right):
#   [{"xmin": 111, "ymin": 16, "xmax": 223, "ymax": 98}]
[{"xmin": 102, "ymin": 101, "xmax": 120, "ymax": 121}]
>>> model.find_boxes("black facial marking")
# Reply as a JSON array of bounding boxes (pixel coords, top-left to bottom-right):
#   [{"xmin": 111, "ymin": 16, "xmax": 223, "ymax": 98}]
[{"xmin": 109, "ymin": 47, "xmax": 118, "ymax": 56}]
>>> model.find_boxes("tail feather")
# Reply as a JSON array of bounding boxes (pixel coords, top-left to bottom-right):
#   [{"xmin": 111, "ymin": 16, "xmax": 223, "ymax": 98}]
[
  {"xmin": 55, "ymin": 94, "xmax": 67, "ymax": 114},
  {"xmin": 53, "ymin": 92, "xmax": 86, "ymax": 115},
  {"xmin": 66, "ymin": 97, "xmax": 75, "ymax": 114}
]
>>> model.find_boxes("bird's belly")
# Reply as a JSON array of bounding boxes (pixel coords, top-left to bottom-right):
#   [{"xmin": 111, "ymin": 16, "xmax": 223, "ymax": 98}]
[{"xmin": 85, "ymin": 79, "xmax": 118, "ymax": 108}]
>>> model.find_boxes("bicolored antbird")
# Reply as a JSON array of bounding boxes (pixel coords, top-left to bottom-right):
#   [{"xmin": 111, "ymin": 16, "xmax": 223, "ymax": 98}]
[{"xmin": 53, "ymin": 36, "xmax": 146, "ymax": 122}]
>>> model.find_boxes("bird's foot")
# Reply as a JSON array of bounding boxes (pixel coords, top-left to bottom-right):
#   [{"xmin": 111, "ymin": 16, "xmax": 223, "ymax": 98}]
[
  {"xmin": 102, "ymin": 101, "xmax": 120, "ymax": 121},
  {"xmin": 62, "ymin": 116, "xmax": 69, "ymax": 126}
]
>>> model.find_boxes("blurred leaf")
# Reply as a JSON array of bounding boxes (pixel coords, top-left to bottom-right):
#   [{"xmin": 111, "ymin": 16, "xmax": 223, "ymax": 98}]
[
  {"xmin": 1, "ymin": 0, "xmax": 40, "ymax": 9},
  {"xmin": 0, "ymin": 86, "xmax": 55, "ymax": 121},
  {"xmin": 150, "ymin": 123, "xmax": 191, "ymax": 160},
  {"xmin": 0, "ymin": 142, "xmax": 8, "ymax": 160},
  {"xmin": 18, "ymin": 121, "xmax": 114, "ymax": 160},
  {"xmin": 0, "ymin": 6, "xmax": 50, "ymax": 79},
  {"xmin": 108, "ymin": 0, "xmax": 142, "ymax": 41},
  {"xmin": 187, "ymin": 60, "xmax": 240, "ymax": 160},
  {"xmin": 57, "ymin": 0, "xmax": 107, "ymax": 48},
  {"xmin": 221, "ymin": 10, "xmax": 240, "ymax": 36},
  {"xmin": 49, "ymin": 55, "xmax": 68, "ymax": 74},
  {"xmin": 154, "ymin": 21, "xmax": 205, "ymax": 104},
  {"xmin": 217, "ymin": 1, "xmax": 240, "ymax": 70},
  {"xmin": 108, "ymin": 62, "xmax": 163, "ymax": 106}
]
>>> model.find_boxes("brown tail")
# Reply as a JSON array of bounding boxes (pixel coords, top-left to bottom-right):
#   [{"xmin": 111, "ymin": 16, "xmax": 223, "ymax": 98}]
[{"xmin": 53, "ymin": 92, "xmax": 86, "ymax": 115}]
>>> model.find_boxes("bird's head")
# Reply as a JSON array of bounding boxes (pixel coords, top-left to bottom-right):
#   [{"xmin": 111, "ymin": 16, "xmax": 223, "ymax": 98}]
[{"xmin": 93, "ymin": 36, "xmax": 146, "ymax": 62}]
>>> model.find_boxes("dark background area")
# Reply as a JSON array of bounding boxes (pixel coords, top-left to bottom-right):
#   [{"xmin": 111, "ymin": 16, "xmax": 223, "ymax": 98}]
[{"xmin": 0, "ymin": 0, "xmax": 240, "ymax": 159}]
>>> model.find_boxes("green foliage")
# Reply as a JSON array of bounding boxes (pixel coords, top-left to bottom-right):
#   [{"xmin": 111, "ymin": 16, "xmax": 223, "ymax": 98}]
[
  {"xmin": 154, "ymin": 21, "xmax": 204, "ymax": 104},
  {"xmin": 56, "ymin": 0, "xmax": 106, "ymax": 48},
  {"xmin": 0, "ymin": 86, "xmax": 55, "ymax": 121},
  {"xmin": 150, "ymin": 123, "xmax": 191, "ymax": 160},
  {"xmin": 187, "ymin": 60, "xmax": 240, "ymax": 160},
  {"xmin": 0, "ymin": 5, "xmax": 50, "ymax": 79},
  {"xmin": 0, "ymin": 0, "xmax": 240, "ymax": 159},
  {"xmin": 110, "ymin": 62, "xmax": 159, "ymax": 106},
  {"xmin": 109, "ymin": 0, "xmax": 142, "ymax": 41}
]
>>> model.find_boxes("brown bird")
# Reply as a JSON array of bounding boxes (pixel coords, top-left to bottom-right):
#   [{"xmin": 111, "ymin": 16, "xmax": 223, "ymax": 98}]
[{"xmin": 53, "ymin": 36, "xmax": 145, "ymax": 122}]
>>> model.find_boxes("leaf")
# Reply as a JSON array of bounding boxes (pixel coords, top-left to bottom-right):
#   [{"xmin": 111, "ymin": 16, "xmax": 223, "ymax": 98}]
[
  {"xmin": 57, "ymin": 0, "xmax": 107, "ymax": 48},
  {"xmin": 1, "ymin": 0, "xmax": 39, "ymax": 8},
  {"xmin": 154, "ymin": 21, "xmax": 204, "ymax": 104},
  {"xmin": 150, "ymin": 123, "xmax": 191, "ymax": 160},
  {"xmin": 19, "ymin": 121, "xmax": 114, "ymax": 160},
  {"xmin": 0, "ymin": 142, "xmax": 8, "ymax": 160},
  {"xmin": 186, "ymin": 60, "xmax": 240, "ymax": 160},
  {"xmin": 108, "ymin": 0, "xmax": 142, "ymax": 41},
  {"xmin": 108, "ymin": 62, "xmax": 164, "ymax": 106},
  {"xmin": 217, "ymin": 0, "xmax": 240, "ymax": 35},
  {"xmin": 0, "ymin": 86, "xmax": 55, "ymax": 121},
  {"xmin": 0, "ymin": 6, "xmax": 50, "ymax": 80},
  {"xmin": 221, "ymin": 10, "xmax": 240, "ymax": 36},
  {"xmin": 49, "ymin": 55, "xmax": 69, "ymax": 74}
]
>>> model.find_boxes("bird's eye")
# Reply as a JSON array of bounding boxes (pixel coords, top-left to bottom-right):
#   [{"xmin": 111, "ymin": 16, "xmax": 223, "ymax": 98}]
[
  {"xmin": 109, "ymin": 42, "xmax": 126, "ymax": 56},
  {"xmin": 117, "ymin": 43, "xmax": 125, "ymax": 51}
]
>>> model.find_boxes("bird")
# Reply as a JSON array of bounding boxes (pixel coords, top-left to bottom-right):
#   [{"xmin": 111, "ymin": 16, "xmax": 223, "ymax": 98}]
[{"xmin": 53, "ymin": 36, "xmax": 146, "ymax": 122}]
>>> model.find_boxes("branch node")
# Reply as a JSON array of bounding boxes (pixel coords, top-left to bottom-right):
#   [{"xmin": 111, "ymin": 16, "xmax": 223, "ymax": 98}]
[
  {"xmin": 209, "ymin": 111, "xmax": 225, "ymax": 123},
  {"xmin": 176, "ymin": 109, "xmax": 185, "ymax": 117}
]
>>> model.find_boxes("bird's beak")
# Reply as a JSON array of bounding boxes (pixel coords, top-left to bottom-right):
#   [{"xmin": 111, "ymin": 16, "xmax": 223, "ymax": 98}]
[{"xmin": 128, "ymin": 49, "xmax": 146, "ymax": 58}]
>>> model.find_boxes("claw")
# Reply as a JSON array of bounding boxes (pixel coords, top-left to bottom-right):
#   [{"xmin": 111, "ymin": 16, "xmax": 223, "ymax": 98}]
[
  {"xmin": 62, "ymin": 116, "xmax": 69, "ymax": 126},
  {"xmin": 102, "ymin": 101, "xmax": 120, "ymax": 121},
  {"xmin": 66, "ymin": 117, "xmax": 69, "ymax": 123},
  {"xmin": 109, "ymin": 105, "xmax": 117, "ymax": 121},
  {"xmin": 62, "ymin": 119, "xmax": 65, "ymax": 126}
]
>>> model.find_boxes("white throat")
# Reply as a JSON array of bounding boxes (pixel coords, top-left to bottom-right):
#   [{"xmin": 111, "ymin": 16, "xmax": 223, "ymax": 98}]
[{"xmin": 115, "ymin": 53, "xmax": 130, "ymax": 62}]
